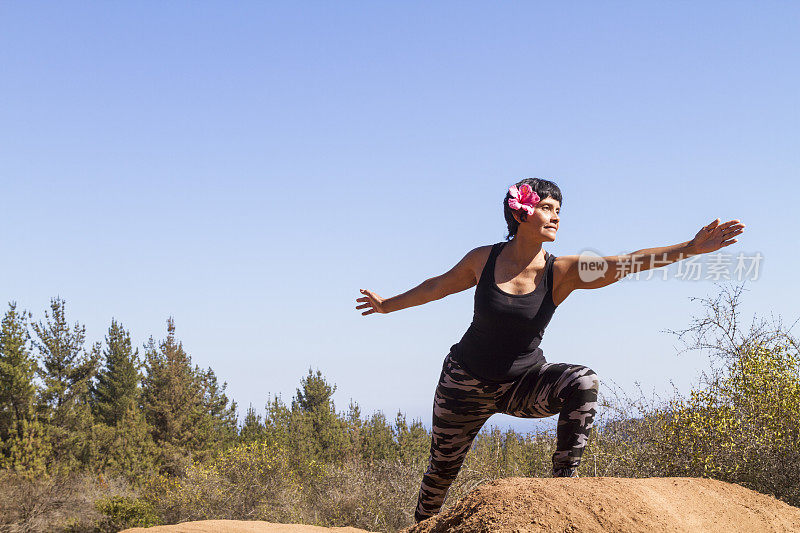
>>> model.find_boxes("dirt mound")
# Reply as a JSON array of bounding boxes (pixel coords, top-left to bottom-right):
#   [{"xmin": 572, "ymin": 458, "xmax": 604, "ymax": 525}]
[
  {"xmin": 121, "ymin": 522, "xmax": 375, "ymax": 533},
  {"xmin": 405, "ymin": 476, "xmax": 800, "ymax": 533}
]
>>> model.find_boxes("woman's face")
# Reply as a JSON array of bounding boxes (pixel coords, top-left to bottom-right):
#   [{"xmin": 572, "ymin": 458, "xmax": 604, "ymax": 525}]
[{"xmin": 515, "ymin": 197, "xmax": 561, "ymax": 241}]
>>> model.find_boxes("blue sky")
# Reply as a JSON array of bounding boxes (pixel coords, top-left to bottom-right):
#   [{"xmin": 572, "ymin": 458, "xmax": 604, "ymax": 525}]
[{"xmin": 1, "ymin": 2, "xmax": 798, "ymax": 434}]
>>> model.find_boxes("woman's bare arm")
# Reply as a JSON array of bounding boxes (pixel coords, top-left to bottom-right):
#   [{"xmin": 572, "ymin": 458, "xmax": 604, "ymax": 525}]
[
  {"xmin": 553, "ymin": 218, "xmax": 746, "ymax": 303},
  {"xmin": 356, "ymin": 246, "xmax": 490, "ymax": 315}
]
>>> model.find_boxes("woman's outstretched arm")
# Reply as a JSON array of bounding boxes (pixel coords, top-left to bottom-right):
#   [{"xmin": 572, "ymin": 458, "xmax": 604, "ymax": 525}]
[
  {"xmin": 356, "ymin": 245, "xmax": 490, "ymax": 315},
  {"xmin": 554, "ymin": 218, "xmax": 746, "ymax": 298}
]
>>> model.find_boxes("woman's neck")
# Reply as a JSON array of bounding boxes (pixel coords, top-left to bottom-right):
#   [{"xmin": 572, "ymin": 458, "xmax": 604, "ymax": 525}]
[{"xmin": 504, "ymin": 234, "xmax": 545, "ymax": 266}]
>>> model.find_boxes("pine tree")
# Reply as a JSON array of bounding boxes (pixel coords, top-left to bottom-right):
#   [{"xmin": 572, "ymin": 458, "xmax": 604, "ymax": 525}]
[
  {"xmin": 192, "ymin": 365, "xmax": 239, "ymax": 459},
  {"xmin": 239, "ymin": 403, "xmax": 266, "ymax": 442},
  {"xmin": 264, "ymin": 392, "xmax": 291, "ymax": 449},
  {"xmin": 346, "ymin": 398, "xmax": 362, "ymax": 426},
  {"xmin": 91, "ymin": 318, "xmax": 142, "ymax": 426},
  {"xmin": 141, "ymin": 317, "xmax": 204, "ymax": 474},
  {"xmin": 292, "ymin": 367, "xmax": 337, "ymax": 412},
  {"xmin": 1, "ymin": 417, "xmax": 52, "ymax": 477},
  {"xmin": 394, "ymin": 410, "xmax": 429, "ymax": 463},
  {"xmin": 290, "ymin": 367, "xmax": 347, "ymax": 464},
  {"xmin": 0, "ymin": 302, "xmax": 50, "ymax": 475},
  {"xmin": 200, "ymin": 366, "xmax": 238, "ymax": 438},
  {"xmin": 89, "ymin": 403, "xmax": 157, "ymax": 481},
  {"xmin": 360, "ymin": 410, "xmax": 396, "ymax": 461},
  {"xmin": 0, "ymin": 302, "xmax": 37, "ymax": 442},
  {"xmin": 344, "ymin": 398, "xmax": 363, "ymax": 457},
  {"xmin": 31, "ymin": 297, "xmax": 100, "ymax": 471},
  {"xmin": 88, "ymin": 318, "xmax": 156, "ymax": 479}
]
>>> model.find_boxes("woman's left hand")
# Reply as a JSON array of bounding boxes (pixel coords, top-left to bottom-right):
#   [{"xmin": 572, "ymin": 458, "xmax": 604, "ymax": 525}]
[{"xmin": 690, "ymin": 218, "xmax": 746, "ymax": 254}]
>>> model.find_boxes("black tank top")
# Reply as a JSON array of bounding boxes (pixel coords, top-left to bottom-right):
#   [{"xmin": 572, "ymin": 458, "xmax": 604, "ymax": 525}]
[{"xmin": 450, "ymin": 241, "xmax": 559, "ymax": 383}]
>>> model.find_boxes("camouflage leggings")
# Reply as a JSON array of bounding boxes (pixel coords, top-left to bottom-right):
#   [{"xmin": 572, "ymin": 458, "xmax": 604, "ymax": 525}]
[{"xmin": 414, "ymin": 351, "xmax": 600, "ymax": 523}]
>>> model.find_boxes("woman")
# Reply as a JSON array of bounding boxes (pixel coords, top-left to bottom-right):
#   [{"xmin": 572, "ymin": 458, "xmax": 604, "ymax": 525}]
[{"xmin": 355, "ymin": 178, "xmax": 745, "ymax": 523}]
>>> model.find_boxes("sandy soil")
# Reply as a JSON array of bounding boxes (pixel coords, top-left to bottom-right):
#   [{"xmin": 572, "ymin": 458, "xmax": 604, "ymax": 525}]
[
  {"xmin": 122, "ymin": 476, "xmax": 800, "ymax": 533},
  {"xmin": 406, "ymin": 476, "xmax": 800, "ymax": 533}
]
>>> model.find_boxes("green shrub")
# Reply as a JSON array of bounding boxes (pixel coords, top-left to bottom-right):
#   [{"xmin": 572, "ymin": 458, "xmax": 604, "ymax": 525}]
[
  {"xmin": 655, "ymin": 341, "xmax": 800, "ymax": 503},
  {"xmin": 95, "ymin": 495, "xmax": 160, "ymax": 529},
  {"xmin": 140, "ymin": 440, "xmax": 314, "ymax": 524}
]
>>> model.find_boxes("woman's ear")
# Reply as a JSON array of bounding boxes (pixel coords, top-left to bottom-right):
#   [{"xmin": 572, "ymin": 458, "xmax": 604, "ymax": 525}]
[{"xmin": 512, "ymin": 211, "xmax": 525, "ymax": 224}]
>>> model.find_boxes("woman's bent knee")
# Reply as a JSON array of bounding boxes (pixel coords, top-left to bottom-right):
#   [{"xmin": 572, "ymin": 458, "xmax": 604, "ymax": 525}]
[{"xmin": 573, "ymin": 366, "xmax": 600, "ymax": 392}]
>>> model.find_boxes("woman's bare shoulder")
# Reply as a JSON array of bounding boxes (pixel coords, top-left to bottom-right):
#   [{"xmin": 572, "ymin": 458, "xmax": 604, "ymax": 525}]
[
  {"xmin": 468, "ymin": 243, "xmax": 495, "ymax": 261},
  {"xmin": 468, "ymin": 244, "xmax": 496, "ymax": 282},
  {"xmin": 552, "ymin": 254, "xmax": 579, "ymax": 274}
]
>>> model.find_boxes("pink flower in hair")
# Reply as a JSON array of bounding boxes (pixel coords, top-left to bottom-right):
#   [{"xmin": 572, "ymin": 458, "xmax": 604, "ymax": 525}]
[{"xmin": 507, "ymin": 184, "xmax": 540, "ymax": 215}]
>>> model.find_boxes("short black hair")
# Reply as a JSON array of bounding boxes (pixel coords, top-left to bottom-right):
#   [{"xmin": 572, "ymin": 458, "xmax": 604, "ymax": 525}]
[{"xmin": 503, "ymin": 178, "xmax": 563, "ymax": 240}]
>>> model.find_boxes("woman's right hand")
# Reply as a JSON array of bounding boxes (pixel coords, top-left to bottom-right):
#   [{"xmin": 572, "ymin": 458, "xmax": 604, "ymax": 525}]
[
  {"xmin": 356, "ymin": 289, "xmax": 389, "ymax": 315},
  {"xmin": 690, "ymin": 218, "xmax": 745, "ymax": 254}
]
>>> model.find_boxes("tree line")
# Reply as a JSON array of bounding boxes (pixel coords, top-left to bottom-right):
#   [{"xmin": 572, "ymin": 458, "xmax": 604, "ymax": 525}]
[
  {"xmin": 0, "ymin": 297, "xmax": 239, "ymax": 479},
  {"xmin": 0, "ymin": 296, "xmax": 429, "ymax": 487}
]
